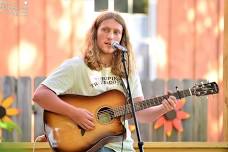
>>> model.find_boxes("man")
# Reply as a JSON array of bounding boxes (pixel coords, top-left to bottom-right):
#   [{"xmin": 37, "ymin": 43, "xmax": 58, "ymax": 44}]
[{"xmin": 33, "ymin": 11, "xmax": 176, "ymax": 152}]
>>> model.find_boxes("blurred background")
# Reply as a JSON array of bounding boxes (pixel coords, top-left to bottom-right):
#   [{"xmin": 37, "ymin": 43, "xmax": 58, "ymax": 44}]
[{"xmin": 0, "ymin": 0, "xmax": 224, "ymax": 143}]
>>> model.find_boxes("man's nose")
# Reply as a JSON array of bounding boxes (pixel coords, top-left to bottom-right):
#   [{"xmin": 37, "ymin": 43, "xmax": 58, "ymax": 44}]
[{"xmin": 107, "ymin": 32, "xmax": 114, "ymax": 39}]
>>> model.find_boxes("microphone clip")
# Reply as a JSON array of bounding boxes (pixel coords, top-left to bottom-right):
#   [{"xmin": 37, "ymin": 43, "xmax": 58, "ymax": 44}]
[{"xmin": 112, "ymin": 41, "xmax": 127, "ymax": 52}]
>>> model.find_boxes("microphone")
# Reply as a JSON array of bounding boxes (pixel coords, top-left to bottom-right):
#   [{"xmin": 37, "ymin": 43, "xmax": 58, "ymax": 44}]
[{"xmin": 112, "ymin": 41, "xmax": 127, "ymax": 52}]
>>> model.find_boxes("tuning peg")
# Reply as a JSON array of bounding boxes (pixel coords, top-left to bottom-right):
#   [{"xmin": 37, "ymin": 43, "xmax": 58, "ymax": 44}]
[
  {"xmin": 176, "ymin": 86, "xmax": 179, "ymax": 91},
  {"xmin": 175, "ymin": 86, "xmax": 181, "ymax": 99},
  {"xmin": 193, "ymin": 83, "xmax": 197, "ymax": 87}
]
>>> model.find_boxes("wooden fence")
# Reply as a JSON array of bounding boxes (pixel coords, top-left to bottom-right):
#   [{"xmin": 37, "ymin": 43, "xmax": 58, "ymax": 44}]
[
  {"xmin": 0, "ymin": 76, "xmax": 211, "ymax": 142},
  {"xmin": 132, "ymin": 79, "xmax": 209, "ymax": 142}
]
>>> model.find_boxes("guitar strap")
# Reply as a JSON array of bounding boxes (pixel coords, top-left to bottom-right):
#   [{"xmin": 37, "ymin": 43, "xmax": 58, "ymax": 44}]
[
  {"xmin": 119, "ymin": 77, "xmax": 130, "ymax": 102},
  {"xmin": 119, "ymin": 77, "xmax": 129, "ymax": 152}
]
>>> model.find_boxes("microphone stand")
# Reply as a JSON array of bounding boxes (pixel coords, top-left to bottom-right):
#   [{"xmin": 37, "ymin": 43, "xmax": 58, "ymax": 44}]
[{"xmin": 120, "ymin": 49, "xmax": 144, "ymax": 152}]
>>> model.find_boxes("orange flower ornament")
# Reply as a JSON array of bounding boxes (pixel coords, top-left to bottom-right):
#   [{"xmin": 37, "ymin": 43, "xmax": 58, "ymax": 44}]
[{"xmin": 154, "ymin": 99, "xmax": 190, "ymax": 136}]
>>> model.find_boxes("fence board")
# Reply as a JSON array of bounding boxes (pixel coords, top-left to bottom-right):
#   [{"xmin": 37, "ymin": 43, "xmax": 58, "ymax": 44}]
[
  {"xmin": 0, "ymin": 77, "xmax": 2, "ymax": 98},
  {"xmin": 1, "ymin": 76, "xmax": 17, "ymax": 141},
  {"xmin": 182, "ymin": 79, "xmax": 195, "ymax": 141},
  {"xmin": 16, "ymin": 77, "xmax": 32, "ymax": 142},
  {"xmin": 166, "ymin": 79, "xmax": 183, "ymax": 141},
  {"xmin": 150, "ymin": 79, "xmax": 165, "ymax": 141},
  {"xmin": 0, "ymin": 77, "xmax": 210, "ymax": 142},
  {"xmin": 195, "ymin": 80, "xmax": 208, "ymax": 141},
  {"xmin": 34, "ymin": 76, "xmax": 46, "ymax": 140},
  {"xmin": 139, "ymin": 79, "xmax": 154, "ymax": 141}
]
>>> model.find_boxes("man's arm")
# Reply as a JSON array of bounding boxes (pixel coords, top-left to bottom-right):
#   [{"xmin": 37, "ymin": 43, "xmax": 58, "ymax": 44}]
[
  {"xmin": 135, "ymin": 96, "xmax": 177, "ymax": 123},
  {"xmin": 33, "ymin": 85, "xmax": 95, "ymax": 130}
]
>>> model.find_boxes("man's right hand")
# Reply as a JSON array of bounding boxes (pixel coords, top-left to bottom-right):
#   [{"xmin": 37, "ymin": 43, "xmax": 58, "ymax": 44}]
[{"xmin": 69, "ymin": 107, "xmax": 95, "ymax": 131}]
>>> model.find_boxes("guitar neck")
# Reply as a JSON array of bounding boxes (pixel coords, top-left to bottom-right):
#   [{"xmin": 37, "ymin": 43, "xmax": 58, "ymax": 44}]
[{"xmin": 114, "ymin": 89, "xmax": 192, "ymax": 117}]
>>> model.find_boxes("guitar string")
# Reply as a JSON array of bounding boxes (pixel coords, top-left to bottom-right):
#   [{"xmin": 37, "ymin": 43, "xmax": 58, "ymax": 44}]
[
  {"xmin": 104, "ymin": 90, "xmax": 208, "ymax": 117},
  {"xmin": 97, "ymin": 98, "xmax": 164, "ymax": 118},
  {"xmin": 97, "ymin": 102, "xmax": 158, "ymax": 119},
  {"xmin": 97, "ymin": 104, "xmax": 133, "ymax": 117},
  {"xmin": 98, "ymin": 107, "xmax": 129, "ymax": 119},
  {"xmin": 96, "ymin": 91, "xmax": 192, "ymax": 118},
  {"xmin": 96, "ymin": 91, "xmax": 190, "ymax": 118}
]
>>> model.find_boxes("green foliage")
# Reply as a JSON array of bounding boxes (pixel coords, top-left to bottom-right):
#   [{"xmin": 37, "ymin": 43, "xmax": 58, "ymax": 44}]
[
  {"xmin": 133, "ymin": 0, "xmax": 148, "ymax": 14},
  {"xmin": 0, "ymin": 121, "xmax": 21, "ymax": 134},
  {"xmin": 0, "ymin": 148, "xmax": 28, "ymax": 152},
  {"xmin": 0, "ymin": 143, "xmax": 28, "ymax": 152}
]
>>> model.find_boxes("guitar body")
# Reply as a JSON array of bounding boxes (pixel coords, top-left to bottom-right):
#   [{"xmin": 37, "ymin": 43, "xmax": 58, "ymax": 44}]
[
  {"xmin": 43, "ymin": 82, "xmax": 219, "ymax": 152},
  {"xmin": 43, "ymin": 90, "xmax": 126, "ymax": 152}
]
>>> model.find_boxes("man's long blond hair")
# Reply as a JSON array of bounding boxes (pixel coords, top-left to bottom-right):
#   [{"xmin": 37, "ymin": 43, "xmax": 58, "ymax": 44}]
[{"xmin": 83, "ymin": 11, "xmax": 135, "ymax": 78}]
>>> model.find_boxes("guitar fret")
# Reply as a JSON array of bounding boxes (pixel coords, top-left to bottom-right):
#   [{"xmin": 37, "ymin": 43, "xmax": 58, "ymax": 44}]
[
  {"xmin": 145, "ymin": 102, "xmax": 150, "ymax": 108},
  {"xmin": 182, "ymin": 90, "xmax": 186, "ymax": 98},
  {"xmin": 127, "ymin": 104, "xmax": 131, "ymax": 114},
  {"xmin": 147, "ymin": 101, "xmax": 151, "ymax": 107},
  {"xmin": 189, "ymin": 88, "xmax": 192, "ymax": 96},
  {"xmin": 160, "ymin": 97, "xmax": 164, "ymax": 104},
  {"xmin": 137, "ymin": 103, "xmax": 142, "ymax": 111},
  {"xmin": 120, "ymin": 107, "xmax": 124, "ymax": 116},
  {"xmin": 144, "ymin": 102, "xmax": 148, "ymax": 108},
  {"xmin": 186, "ymin": 90, "xmax": 191, "ymax": 96},
  {"xmin": 142, "ymin": 102, "xmax": 146, "ymax": 109},
  {"xmin": 113, "ymin": 107, "xmax": 118, "ymax": 117},
  {"xmin": 115, "ymin": 107, "xmax": 119, "ymax": 116},
  {"xmin": 181, "ymin": 91, "xmax": 185, "ymax": 98},
  {"xmin": 155, "ymin": 97, "xmax": 161, "ymax": 105},
  {"xmin": 115, "ymin": 92, "xmax": 184, "ymax": 117},
  {"xmin": 118, "ymin": 107, "xmax": 122, "ymax": 116},
  {"xmin": 180, "ymin": 91, "xmax": 185, "ymax": 98},
  {"xmin": 182, "ymin": 91, "xmax": 184, "ymax": 98},
  {"xmin": 135, "ymin": 104, "xmax": 140, "ymax": 111},
  {"xmin": 113, "ymin": 82, "xmax": 217, "ymax": 118},
  {"xmin": 150, "ymin": 99, "xmax": 155, "ymax": 106},
  {"xmin": 172, "ymin": 90, "xmax": 191, "ymax": 99}
]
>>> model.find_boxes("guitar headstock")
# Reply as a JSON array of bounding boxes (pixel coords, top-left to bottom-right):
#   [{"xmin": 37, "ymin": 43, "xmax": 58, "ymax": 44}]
[{"xmin": 191, "ymin": 82, "xmax": 219, "ymax": 96}]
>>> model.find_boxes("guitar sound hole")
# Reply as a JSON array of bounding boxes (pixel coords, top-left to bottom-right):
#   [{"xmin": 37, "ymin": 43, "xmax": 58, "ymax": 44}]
[{"xmin": 97, "ymin": 107, "xmax": 114, "ymax": 124}]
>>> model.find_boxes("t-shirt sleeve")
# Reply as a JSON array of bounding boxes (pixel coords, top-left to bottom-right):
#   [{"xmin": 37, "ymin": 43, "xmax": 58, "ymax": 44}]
[
  {"xmin": 130, "ymin": 73, "xmax": 144, "ymax": 98},
  {"xmin": 42, "ymin": 60, "xmax": 75, "ymax": 95}
]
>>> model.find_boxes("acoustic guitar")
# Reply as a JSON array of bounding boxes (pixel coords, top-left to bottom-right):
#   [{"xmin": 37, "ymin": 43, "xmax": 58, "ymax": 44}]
[{"xmin": 43, "ymin": 82, "xmax": 219, "ymax": 152}]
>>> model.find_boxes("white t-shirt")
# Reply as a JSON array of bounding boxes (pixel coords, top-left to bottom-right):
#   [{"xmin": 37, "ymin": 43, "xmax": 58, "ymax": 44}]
[{"xmin": 42, "ymin": 56, "xmax": 143, "ymax": 152}]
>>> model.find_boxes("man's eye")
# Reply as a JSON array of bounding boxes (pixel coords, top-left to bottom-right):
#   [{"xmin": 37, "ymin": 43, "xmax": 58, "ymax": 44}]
[
  {"xmin": 115, "ymin": 32, "xmax": 119, "ymax": 35},
  {"xmin": 102, "ymin": 28, "xmax": 109, "ymax": 32},
  {"xmin": 114, "ymin": 31, "xmax": 121, "ymax": 35}
]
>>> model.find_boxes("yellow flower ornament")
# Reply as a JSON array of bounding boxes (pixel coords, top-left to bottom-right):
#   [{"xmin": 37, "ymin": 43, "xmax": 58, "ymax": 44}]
[{"xmin": 0, "ymin": 95, "xmax": 20, "ymax": 132}]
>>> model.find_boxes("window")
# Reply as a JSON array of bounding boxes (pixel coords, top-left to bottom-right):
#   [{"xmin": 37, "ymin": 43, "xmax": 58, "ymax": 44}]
[
  {"xmin": 94, "ymin": 0, "xmax": 108, "ymax": 12},
  {"xmin": 94, "ymin": 0, "xmax": 148, "ymax": 14}
]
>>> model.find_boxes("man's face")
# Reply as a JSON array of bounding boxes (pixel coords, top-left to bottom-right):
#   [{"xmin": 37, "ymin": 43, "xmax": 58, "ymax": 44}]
[{"xmin": 96, "ymin": 19, "xmax": 123, "ymax": 54}]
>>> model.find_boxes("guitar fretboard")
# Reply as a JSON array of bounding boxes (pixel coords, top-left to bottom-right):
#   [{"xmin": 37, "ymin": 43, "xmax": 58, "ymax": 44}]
[{"xmin": 113, "ymin": 89, "xmax": 192, "ymax": 117}]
